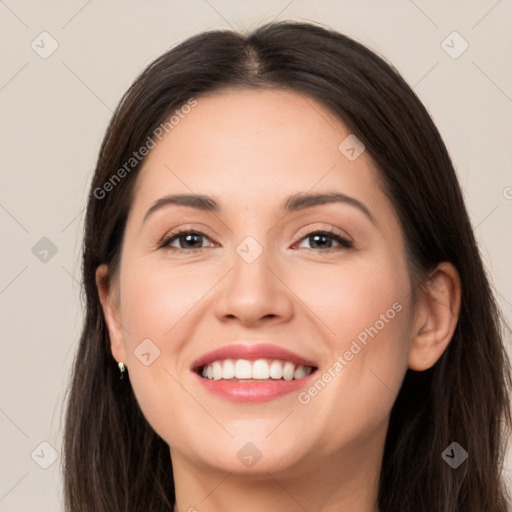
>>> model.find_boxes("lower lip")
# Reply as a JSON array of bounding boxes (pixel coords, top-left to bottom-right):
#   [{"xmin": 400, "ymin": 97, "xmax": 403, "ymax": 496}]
[{"xmin": 193, "ymin": 371, "xmax": 316, "ymax": 403}]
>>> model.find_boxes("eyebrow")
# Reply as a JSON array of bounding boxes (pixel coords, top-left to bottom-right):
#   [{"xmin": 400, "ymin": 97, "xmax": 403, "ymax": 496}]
[{"xmin": 142, "ymin": 191, "xmax": 376, "ymax": 225}]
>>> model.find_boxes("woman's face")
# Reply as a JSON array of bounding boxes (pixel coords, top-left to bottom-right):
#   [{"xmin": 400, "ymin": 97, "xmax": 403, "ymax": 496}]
[{"xmin": 103, "ymin": 89, "xmax": 417, "ymax": 477}]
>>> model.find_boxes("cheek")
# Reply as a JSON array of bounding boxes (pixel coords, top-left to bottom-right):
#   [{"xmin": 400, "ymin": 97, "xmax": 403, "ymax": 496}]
[
  {"xmin": 339, "ymin": 258, "xmax": 411, "ymax": 373},
  {"xmin": 294, "ymin": 256, "xmax": 412, "ymax": 431},
  {"xmin": 119, "ymin": 259, "xmax": 211, "ymax": 346},
  {"xmin": 294, "ymin": 253, "xmax": 410, "ymax": 350},
  {"xmin": 116, "ymin": 258, "xmax": 225, "ymax": 441}
]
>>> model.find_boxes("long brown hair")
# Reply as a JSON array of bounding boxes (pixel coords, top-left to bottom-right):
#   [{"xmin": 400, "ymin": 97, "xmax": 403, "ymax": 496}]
[{"xmin": 63, "ymin": 20, "xmax": 512, "ymax": 511}]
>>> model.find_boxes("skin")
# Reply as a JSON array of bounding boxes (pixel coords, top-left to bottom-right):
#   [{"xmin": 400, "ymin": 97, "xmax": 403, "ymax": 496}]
[{"xmin": 96, "ymin": 89, "xmax": 461, "ymax": 512}]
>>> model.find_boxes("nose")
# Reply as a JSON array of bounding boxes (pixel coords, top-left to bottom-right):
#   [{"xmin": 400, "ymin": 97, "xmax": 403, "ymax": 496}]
[{"xmin": 214, "ymin": 245, "xmax": 294, "ymax": 327}]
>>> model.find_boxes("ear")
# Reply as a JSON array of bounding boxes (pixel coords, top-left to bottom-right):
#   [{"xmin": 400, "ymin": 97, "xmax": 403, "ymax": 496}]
[
  {"xmin": 95, "ymin": 264, "xmax": 127, "ymax": 364},
  {"xmin": 408, "ymin": 262, "xmax": 461, "ymax": 371}
]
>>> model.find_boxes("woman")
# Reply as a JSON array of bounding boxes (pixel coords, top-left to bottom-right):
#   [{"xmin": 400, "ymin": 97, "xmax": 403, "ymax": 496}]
[{"xmin": 63, "ymin": 20, "xmax": 512, "ymax": 511}]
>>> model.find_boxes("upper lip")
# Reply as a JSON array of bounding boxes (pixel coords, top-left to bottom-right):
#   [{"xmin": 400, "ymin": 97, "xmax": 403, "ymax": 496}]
[{"xmin": 191, "ymin": 343, "xmax": 318, "ymax": 371}]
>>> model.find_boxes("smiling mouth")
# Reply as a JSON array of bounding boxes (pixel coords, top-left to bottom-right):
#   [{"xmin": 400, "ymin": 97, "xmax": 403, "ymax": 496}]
[{"xmin": 194, "ymin": 358, "xmax": 318, "ymax": 382}]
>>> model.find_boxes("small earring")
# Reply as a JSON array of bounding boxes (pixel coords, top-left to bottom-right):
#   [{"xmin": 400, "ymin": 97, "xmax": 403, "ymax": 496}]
[{"xmin": 118, "ymin": 361, "xmax": 127, "ymax": 380}]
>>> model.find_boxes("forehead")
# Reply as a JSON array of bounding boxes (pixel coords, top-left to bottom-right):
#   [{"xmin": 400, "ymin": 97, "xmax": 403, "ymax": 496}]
[{"xmin": 131, "ymin": 88, "xmax": 387, "ymax": 219}]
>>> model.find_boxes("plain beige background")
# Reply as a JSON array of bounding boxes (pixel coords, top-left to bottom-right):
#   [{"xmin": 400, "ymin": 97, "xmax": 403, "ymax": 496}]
[{"xmin": 1, "ymin": 1, "xmax": 511, "ymax": 510}]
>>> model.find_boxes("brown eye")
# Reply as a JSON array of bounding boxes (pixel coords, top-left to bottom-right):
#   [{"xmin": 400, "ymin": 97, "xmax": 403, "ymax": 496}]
[
  {"xmin": 295, "ymin": 230, "xmax": 353, "ymax": 251},
  {"xmin": 160, "ymin": 230, "xmax": 214, "ymax": 251}
]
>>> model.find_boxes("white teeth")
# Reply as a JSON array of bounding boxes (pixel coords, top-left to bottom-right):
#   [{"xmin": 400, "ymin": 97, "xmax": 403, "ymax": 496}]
[
  {"xmin": 269, "ymin": 360, "xmax": 283, "ymax": 379},
  {"xmin": 199, "ymin": 358, "xmax": 315, "ymax": 381},
  {"xmin": 252, "ymin": 359, "xmax": 269, "ymax": 379},
  {"xmin": 293, "ymin": 365, "xmax": 307, "ymax": 380},
  {"xmin": 222, "ymin": 359, "xmax": 235, "ymax": 379},
  {"xmin": 212, "ymin": 361, "xmax": 223, "ymax": 381},
  {"xmin": 283, "ymin": 361, "xmax": 295, "ymax": 381},
  {"xmin": 234, "ymin": 359, "xmax": 252, "ymax": 379}
]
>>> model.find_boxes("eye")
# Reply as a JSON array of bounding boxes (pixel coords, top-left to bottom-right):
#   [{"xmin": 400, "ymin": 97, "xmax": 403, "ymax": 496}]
[
  {"xmin": 159, "ymin": 229, "xmax": 215, "ymax": 252},
  {"xmin": 158, "ymin": 228, "xmax": 353, "ymax": 253},
  {"xmin": 293, "ymin": 229, "xmax": 353, "ymax": 252}
]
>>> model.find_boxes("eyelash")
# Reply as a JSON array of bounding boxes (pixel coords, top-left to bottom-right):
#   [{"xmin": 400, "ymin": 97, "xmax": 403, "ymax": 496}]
[{"xmin": 158, "ymin": 227, "xmax": 353, "ymax": 253}]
